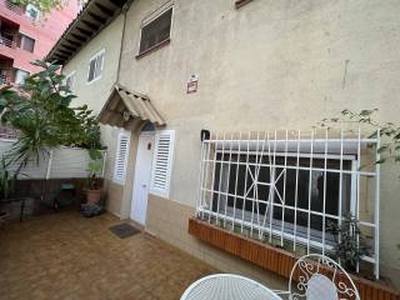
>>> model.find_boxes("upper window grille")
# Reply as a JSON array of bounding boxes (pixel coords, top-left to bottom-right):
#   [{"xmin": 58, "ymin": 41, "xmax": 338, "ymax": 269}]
[
  {"xmin": 87, "ymin": 50, "xmax": 105, "ymax": 83},
  {"xmin": 197, "ymin": 129, "xmax": 380, "ymax": 279},
  {"xmin": 139, "ymin": 7, "xmax": 172, "ymax": 55}
]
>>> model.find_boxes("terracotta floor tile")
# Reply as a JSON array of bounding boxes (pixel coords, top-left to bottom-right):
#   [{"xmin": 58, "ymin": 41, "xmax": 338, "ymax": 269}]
[{"xmin": 0, "ymin": 211, "xmax": 216, "ymax": 300}]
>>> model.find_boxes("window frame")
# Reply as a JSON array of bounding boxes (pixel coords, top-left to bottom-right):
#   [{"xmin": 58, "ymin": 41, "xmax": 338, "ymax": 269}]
[
  {"xmin": 87, "ymin": 49, "xmax": 105, "ymax": 84},
  {"xmin": 19, "ymin": 33, "xmax": 35, "ymax": 53},
  {"xmin": 136, "ymin": 5, "xmax": 174, "ymax": 58},
  {"xmin": 215, "ymin": 151, "xmax": 357, "ymax": 248},
  {"xmin": 25, "ymin": 4, "xmax": 40, "ymax": 20}
]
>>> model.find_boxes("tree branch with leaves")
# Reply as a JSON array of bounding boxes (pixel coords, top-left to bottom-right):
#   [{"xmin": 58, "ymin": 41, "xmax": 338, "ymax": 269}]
[{"xmin": 0, "ymin": 60, "xmax": 102, "ymax": 171}]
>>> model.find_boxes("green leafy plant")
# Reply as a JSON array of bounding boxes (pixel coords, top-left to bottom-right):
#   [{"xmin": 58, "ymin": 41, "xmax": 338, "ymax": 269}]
[
  {"xmin": 0, "ymin": 60, "xmax": 102, "ymax": 172},
  {"xmin": 327, "ymin": 212, "xmax": 370, "ymax": 271},
  {"xmin": 87, "ymin": 149, "xmax": 103, "ymax": 190},
  {"xmin": 0, "ymin": 157, "xmax": 17, "ymax": 200},
  {"xmin": 320, "ymin": 108, "xmax": 400, "ymax": 167}
]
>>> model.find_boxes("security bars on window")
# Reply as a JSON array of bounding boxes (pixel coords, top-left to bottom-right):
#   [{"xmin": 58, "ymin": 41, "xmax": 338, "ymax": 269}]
[{"xmin": 196, "ymin": 128, "xmax": 380, "ymax": 279}]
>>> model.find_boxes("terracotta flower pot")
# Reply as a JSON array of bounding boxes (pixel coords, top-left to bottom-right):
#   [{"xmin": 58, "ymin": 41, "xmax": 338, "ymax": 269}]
[{"xmin": 85, "ymin": 189, "xmax": 101, "ymax": 204}]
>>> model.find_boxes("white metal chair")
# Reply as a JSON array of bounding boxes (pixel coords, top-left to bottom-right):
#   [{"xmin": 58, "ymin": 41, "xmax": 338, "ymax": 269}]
[
  {"xmin": 180, "ymin": 273, "xmax": 282, "ymax": 300},
  {"xmin": 276, "ymin": 254, "xmax": 360, "ymax": 300}
]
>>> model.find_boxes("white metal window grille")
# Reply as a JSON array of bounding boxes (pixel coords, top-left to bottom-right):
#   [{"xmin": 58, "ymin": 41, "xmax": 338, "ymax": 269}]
[
  {"xmin": 87, "ymin": 49, "xmax": 105, "ymax": 83},
  {"xmin": 113, "ymin": 133, "xmax": 130, "ymax": 185},
  {"xmin": 197, "ymin": 129, "xmax": 380, "ymax": 279},
  {"xmin": 150, "ymin": 130, "xmax": 175, "ymax": 197}
]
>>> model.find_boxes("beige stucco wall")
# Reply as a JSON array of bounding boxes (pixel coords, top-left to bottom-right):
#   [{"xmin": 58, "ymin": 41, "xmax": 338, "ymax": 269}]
[
  {"xmin": 62, "ymin": 0, "xmax": 400, "ymax": 287},
  {"xmin": 61, "ymin": 15, "xmax": 130, "ymax": 217},
  {"xmin": 117, "ymin": 0, "xmax": 400, "ymax": 286},
  {"xmin": 62, "ymin": 14, "xmax": 124, "ymax": 115}
]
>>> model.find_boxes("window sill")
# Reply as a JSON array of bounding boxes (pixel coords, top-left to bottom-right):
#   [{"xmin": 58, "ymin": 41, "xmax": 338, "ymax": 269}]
[
  {"xmin": 86, "ymin": 75, "xmax": 102, "ymax": 85},
  {"xmin": 235, "ymin": 0, "xmax": 253, "ymax": 9},
  {"xmin": 136, "ymin": 38, "xmax": 170, "ymax": 60}
]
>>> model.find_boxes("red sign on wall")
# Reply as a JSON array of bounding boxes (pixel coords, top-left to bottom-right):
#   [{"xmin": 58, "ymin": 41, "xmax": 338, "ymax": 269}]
[{"xmin": 187, "ymin": 76, "xmax": 198, "ymax": 94}]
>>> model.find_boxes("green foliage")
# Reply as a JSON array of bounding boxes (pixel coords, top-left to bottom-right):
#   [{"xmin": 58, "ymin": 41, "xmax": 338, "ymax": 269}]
[
  {"xmin": 0, "ymin": 157, "xmax": 17, "ymax": 200},
  {"xmin": 0, "ymin": 60, "xmax": 102, "ymax": 171},
  {"xmin": 321, "ymin": 108, "xmax": 400, "ymax": 168},
  {"xmin": 10, "ymin": 0, "xmax": 66, "ymax": 14},
  {"xmin": 327, "ymin": 212, "xmax": 370, "ymax": 271},
  {"xmin": 87, "ymin": 150, "xmax": 103, "ymax": 190}
]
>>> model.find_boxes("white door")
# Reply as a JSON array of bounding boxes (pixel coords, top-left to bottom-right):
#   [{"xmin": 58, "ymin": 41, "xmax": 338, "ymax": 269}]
[{"xmin": 130, "ymin": 133, "xmax": 155, "ymax": 225}]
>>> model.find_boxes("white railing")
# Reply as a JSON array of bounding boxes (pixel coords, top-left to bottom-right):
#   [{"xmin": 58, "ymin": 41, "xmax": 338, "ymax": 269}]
[
  {"xmin": 197, "ymin": 128, "xmax": 380, "ymax": 279},
  {"xmin": 0, "ymin": 35, "xmax": 15, "ymax": 48}
]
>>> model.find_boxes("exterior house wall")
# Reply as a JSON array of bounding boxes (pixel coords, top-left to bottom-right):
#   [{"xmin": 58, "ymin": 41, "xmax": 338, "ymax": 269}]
[
  {"xmin": 60, "ymin": 0, "xmax": 400, "ymax": 289},
  {"xmin": 116, "ymin": 0, "xmax": 400, "ymax": 287},
  {"xmin": 62, "ymin": 14, "xmax": 127, "ymax": 216}
]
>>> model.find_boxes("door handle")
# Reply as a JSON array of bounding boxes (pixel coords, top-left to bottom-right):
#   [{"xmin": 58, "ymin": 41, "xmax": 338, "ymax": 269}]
[{"xmin": 142, "ymin": 184, "xmax": 147, "ymax": 188}]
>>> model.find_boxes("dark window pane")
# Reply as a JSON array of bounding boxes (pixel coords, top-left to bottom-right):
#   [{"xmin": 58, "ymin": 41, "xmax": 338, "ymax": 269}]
[
  {"xmin": 139, "ymin": 8, "xmax": 172, "ymax": 54},
  {"xmin": 21, "ymin": 36, "xmax": 35, "ymax": 53}
]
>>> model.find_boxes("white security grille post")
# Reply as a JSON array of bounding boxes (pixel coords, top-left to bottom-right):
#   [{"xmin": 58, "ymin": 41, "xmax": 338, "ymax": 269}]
[
  {"xmin": 45, "ymin": 150, "xmax": 54, "ymax": 180},
  {"xmin": 197, "ymin": 128, "xmax": 380, "ymax": 279}
]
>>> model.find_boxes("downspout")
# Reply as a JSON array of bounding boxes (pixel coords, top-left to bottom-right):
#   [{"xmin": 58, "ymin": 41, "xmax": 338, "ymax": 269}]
[{"xmin": 116, "ymin": 1, "xmax": 131, "ymax": 83}]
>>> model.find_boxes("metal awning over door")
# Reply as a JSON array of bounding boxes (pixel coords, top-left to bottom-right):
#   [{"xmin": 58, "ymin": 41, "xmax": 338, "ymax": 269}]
[{"xmin": 98, "ymin": 84, "xmax": 166, "ymax": 130}]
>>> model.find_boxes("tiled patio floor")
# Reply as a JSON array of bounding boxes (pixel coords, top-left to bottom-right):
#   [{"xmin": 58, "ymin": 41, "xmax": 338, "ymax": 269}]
[{"xmin": 0, "ymin": 212, "xmax": 217, "ymax": 300}]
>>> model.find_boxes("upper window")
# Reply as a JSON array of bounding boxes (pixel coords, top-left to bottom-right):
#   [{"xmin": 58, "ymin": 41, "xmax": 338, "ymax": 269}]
[
  {"xmin": 25, "ymin": 4, "xmax": 40, "ymax": 20},
  {"xmin": 19, "ymin": 34, "xmax": 35, "ymax": 53},
  {"xmin": 87, "ymin": 50, "xmax": 105, "ymax": 83},
  {"xmin": 139, "ymin": 7, "xmax": 173, "ymax": 55},
  {"xmin": 65, "ymin": 71, "xmax": 76, "ymax": 92}
]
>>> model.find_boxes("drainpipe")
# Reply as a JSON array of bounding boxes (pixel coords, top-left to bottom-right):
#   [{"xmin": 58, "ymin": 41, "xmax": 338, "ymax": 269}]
[{"xmin": 116, "ymin": 0, "xmax": 132, "ymax": 83}]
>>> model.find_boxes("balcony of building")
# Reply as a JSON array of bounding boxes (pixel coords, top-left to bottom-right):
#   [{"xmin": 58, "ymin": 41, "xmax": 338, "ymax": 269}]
[
  {"xmin": 0, "ymin": 16, "xmax": 19, "ymax": 61},
  {"xmin": 0, "ymin": 54, "xmax": 14, "ymax": 85}
]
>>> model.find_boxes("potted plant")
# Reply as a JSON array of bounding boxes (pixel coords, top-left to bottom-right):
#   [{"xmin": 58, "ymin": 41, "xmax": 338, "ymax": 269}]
[{"xmin": 85, "ymin": 149, "xmax": 103, "ymax": 204}]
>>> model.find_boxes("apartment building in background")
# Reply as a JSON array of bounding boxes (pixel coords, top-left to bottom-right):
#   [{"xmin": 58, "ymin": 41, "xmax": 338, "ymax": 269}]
[{"xmin": 0, "ymin": 0, "xmax": 80, "ymax": 85}]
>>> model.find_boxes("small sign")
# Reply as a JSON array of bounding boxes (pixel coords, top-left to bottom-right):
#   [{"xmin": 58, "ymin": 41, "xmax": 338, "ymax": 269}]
[{"xmin": 187, "ymin": 75, "xmax": 198, "ymax": 94}]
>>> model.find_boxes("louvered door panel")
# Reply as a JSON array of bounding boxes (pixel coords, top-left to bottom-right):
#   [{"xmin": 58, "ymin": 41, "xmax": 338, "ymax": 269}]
[
  {"xmin": 150, "ymin": 130, "xmax": 175, "ymax": 197},
  {"xmin": 113, "ymin": 133, "xmax": 130, "ymax": 184}
]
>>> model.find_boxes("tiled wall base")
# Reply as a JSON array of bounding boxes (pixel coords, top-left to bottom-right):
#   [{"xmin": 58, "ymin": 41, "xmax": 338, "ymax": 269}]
[{"xmin": 146, "ymin": 194, "xmax": 287, "ymax": 290}]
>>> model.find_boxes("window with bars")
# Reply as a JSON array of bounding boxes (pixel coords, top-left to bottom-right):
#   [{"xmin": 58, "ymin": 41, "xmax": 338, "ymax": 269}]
[
  {"xmin": 213, "ymin": 154, "xmax": 353, "ymax": 243},
  {"xmin": 197, "ymin": 129, "xmax": 380, "ymax": 278},
  {"xmin": 139, "ymin": 7, "xmax": 172, "ymax": 55},
  {"xmin": 113, "ymin": 133, "xmax": 130, "ymax": 185},
  {"xmin": 150, "ymin": 130, "xmax": 175, "ymax": 197},
  {"xmin": 87, "ymin": 49, "xmax": 105, "ymax": 83}
]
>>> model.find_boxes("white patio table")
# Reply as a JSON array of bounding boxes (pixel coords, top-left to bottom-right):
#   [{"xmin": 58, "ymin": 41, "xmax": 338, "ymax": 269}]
[{"xmin": 180, "ymin": 274, "xmax": 282, "ymax": 300}]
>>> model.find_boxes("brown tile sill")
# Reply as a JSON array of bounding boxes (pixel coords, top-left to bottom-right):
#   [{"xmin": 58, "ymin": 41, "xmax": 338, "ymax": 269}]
[
  {"xmin": 188, "ymin": 217, "xmax": 400, "ymax": 300},
  {"xmin": 235, "ymin": 0, "xmax": 253, "ymax": 10},
  {"xmin": 135, "ymin": 39, "xmax": 171, "ymax": 60}
]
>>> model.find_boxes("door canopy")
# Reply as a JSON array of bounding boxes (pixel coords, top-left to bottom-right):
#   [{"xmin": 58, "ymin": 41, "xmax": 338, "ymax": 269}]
[{"xmin": 98, "ymin": 84, "xmax": 166, "ymax": 131}]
